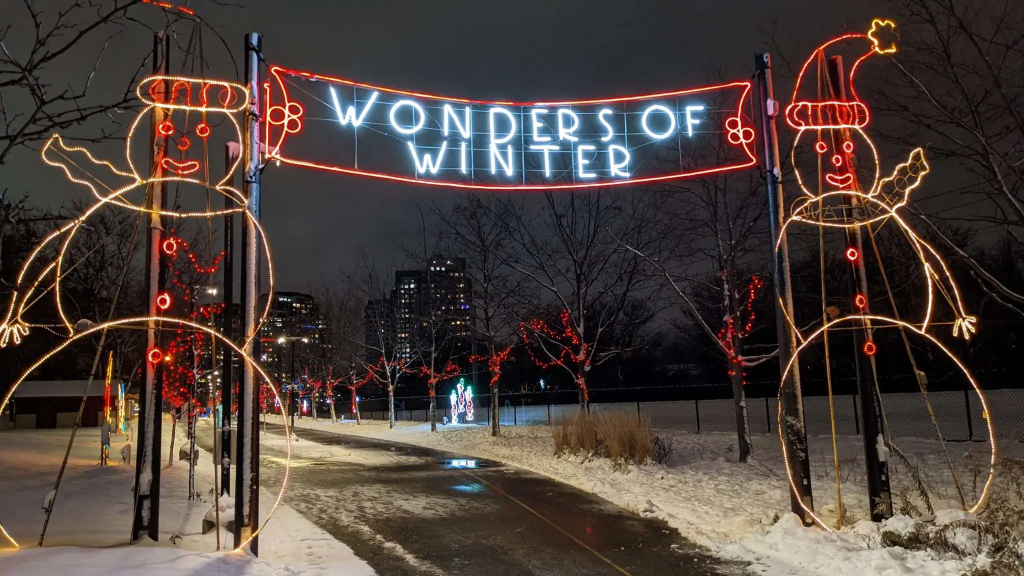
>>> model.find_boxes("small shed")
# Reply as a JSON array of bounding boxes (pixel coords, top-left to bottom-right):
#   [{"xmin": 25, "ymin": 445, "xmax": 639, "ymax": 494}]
[{"xmin": 8, "ymin": 380, "xmax": 111, "ymax": 429}]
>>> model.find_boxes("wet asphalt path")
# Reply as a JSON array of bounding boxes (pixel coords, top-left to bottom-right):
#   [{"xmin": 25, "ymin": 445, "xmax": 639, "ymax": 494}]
[{"xmin": 199, "ymin": 422, "xmax": 748, "ymax": 576}]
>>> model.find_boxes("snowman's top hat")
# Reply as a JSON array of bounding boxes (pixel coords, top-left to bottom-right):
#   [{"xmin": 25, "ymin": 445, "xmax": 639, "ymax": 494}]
[
  {"xmin": 784, "ymin": 19, "xmax": 898, "ymax": 131},
  {"xmin": 137, "ymin": 75, "xmax": 248, "ymax": 113}
]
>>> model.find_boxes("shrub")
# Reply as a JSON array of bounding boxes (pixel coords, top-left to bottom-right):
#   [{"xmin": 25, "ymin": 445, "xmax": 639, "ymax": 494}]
[
  {"xmin": 652, "ymin": 434, "xmax": 674, "ymax": 465},
  {"xmin": 550, "ymin": 410, "xmax": 654, "ymax": 470}
]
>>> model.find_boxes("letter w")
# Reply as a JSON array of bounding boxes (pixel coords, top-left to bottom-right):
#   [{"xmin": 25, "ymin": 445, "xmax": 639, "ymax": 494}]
[
  {"xmin": 408, "ymin": 142, "xmax": 448, "ymax": 175},
  {"xmin": 329, "ymin": 87, "xmax": 378, "ymax": 127}
]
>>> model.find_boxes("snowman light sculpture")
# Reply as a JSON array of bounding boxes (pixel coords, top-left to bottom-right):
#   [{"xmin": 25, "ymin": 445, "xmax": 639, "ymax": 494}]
[
  {"xmin": 0, "ymin": 75, "xmax": 270, "ymax": 347},
  {"xmin": 774, "ymin": 19, "xmax": 995, "ymax": 529}
]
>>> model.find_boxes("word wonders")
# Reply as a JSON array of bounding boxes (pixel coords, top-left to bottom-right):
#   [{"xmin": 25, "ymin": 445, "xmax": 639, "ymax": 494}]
[{"xmin": 264, "ymin": 66, "xmax": 757, "ymax": 190}]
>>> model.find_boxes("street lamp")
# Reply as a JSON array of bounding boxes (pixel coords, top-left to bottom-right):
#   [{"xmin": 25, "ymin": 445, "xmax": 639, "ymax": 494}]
[{"xmin": 277, "ymin": 335, "xmax": 309, "ymax": 436}]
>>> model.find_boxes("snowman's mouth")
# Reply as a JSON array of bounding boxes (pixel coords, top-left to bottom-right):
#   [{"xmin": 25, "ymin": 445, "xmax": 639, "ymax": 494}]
[
  {"xmin": 826, "ymin": 173, "xmax": 854, "ymax": 189},
  {"xmin": 161, "ymin": 157, "xmax": 201, "ymax": 176}
]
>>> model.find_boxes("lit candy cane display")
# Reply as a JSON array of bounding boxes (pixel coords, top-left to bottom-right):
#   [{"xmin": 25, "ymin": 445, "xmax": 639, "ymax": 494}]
[{"xmin": 774, "ymin": 19, "xmax": 994, "ymax": 531}]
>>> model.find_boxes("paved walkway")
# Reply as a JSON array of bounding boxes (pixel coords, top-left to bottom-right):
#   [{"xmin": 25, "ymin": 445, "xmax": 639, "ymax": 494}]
[{"xmin": 199, "ymin": 422, "xmax": 748, "ymax": 575}]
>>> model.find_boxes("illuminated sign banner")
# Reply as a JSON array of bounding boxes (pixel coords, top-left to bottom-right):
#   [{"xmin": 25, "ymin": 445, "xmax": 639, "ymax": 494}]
[{"xmin": 265, "ymin": 66, "xmax": 757, "ymax": 190}]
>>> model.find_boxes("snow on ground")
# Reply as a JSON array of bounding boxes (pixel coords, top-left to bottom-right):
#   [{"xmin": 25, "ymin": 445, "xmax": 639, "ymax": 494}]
[
  {"xmin": 0, "ymin": 420, "xmax": 375, "ymax": 575},
  {"xmin": 274, "ymin": 414, "xmax": 1022, "ymax": 576}
]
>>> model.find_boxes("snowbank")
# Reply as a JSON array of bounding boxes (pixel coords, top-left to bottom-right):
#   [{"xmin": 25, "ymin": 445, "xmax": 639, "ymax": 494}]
[{"xmin": 0, "ymin": 422, "xmax": 374, "ymax": 575}]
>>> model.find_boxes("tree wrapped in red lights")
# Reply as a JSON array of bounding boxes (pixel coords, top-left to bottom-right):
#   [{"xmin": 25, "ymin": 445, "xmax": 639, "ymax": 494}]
[
  {"xmin": 520, "ymin": 309, "xmax": 592, "ymax": 407},
  {"xmin": 717, "ymin": 275, "xmax": 764, "ymax": 388},
  {"xmin": 345, "ymin": 369, "xmax": 374, "ymax": 425},
  {"xmin": 413, "ymin": 359, "xmax": 460, "ymax": 432},
  {"xmin": 157, "ymin": 230, "xmax": 226, "ymax": 461},
  {"xmin": 469, "ymin": 345, "xmax": 511, "ymax": 434}
]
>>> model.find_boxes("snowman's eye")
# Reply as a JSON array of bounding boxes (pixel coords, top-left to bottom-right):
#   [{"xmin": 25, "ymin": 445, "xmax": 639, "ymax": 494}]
[
  {"xmin": 195, "ymin": 122, "xmax": 211, "ymax": 138},
  {"xmin": 843, "ymin": 141, "xmax": 854, "ymax": 154},
  {"xmin": 158, "ymin": 120, "xmax": 175, "ymax": 137},
  {"xmin": 815, "ymin": 141, "xmax": 827, "ymax": 154}
]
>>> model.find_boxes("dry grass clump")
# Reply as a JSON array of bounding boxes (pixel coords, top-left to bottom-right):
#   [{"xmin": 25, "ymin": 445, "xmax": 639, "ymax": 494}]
[{"xmin": 551, "ymin": 411, "xmax": 655, "ymax": 471}]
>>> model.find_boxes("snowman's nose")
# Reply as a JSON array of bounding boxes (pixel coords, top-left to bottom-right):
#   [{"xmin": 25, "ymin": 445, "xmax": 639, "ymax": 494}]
[{"xmin": 832, "ymin": 154, "xmax": 843, "ymax": 168}]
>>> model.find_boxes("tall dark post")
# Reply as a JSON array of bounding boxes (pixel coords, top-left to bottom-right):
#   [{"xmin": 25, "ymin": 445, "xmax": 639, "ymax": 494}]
[
  {"xmin": 291, "ymin": 339, "xmax": 297, "ymax": 432},
  {"xmin": 826, "ymin": 55, "xmax": 892, "ymax": 521},
  {"xmin": 132, "ymin": 32, "xmax": 169, "ymax": 544},
  {"xmin": 221, "ymin": 143, "xmax": 238, "ymax": 498},
  {"xmin": 237, "ymin": 31, "xmax": 263, "ymax": 554},
  {"xmin": 755, "ymin": 53, "xmax": 814, "ymax": 524}
]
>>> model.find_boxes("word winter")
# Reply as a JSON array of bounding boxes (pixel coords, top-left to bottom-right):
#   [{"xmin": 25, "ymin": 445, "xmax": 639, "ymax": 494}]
[{"xmin": 265, "ymin": 66, "xmax": 757, "ymax": 190}]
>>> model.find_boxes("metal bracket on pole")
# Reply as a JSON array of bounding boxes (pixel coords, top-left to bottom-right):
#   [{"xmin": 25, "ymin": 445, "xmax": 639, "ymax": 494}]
[{"xmin": 755, "ymin": 52, "xmax": 814, "ymax": 525}]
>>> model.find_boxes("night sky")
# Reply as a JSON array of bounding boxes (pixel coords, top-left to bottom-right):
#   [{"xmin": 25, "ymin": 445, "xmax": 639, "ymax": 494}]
[{"xmin": 3, "ymin": 0, "xmax": 881, "ymax": 291}]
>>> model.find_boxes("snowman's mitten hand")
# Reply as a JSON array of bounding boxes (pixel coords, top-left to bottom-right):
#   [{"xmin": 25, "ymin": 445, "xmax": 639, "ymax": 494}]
[
  {"xmin": 876, "ymin": 148, "xmax": 930, "ymax": 207},
  {"xmin": 953, "ymin": 315, "xmax": 977, "ymax": 341},
  {"xmin": 0, "ymin": 319, "xmax": 29, "ymax": 348}
]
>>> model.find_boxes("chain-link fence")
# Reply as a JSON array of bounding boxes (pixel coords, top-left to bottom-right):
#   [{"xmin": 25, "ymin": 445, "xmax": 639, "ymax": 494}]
[{"xmin": 348, "ymin": 386, "xmax": 1023, "ymax": 443}]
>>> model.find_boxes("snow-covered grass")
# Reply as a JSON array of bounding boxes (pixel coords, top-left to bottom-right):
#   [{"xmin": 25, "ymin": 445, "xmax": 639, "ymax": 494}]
[
  {"xmin": 0, "ymin": 420, "xmax": 374, "ymax": 575},
  {"xmin": 275, "ymin": 414, "xmax": 1023, "ymax": 576}
]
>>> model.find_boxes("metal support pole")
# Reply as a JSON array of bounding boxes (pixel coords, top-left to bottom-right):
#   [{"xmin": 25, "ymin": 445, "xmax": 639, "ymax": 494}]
[
  {"xmin": 290, "ymin": 339, "xmax": 297, "ymax": 431},
  {"xmin": 756, "ymin": 52, "xmax": 813, "ymax": 524},
  {"xmin": 132, "ymin": 32, "xmax": 169, "ymax": 543},
  {"xmin": 853, "ymin": 394, "xmax": 860, "ymax": 434},
  {"xmin": 827, "ymin": 55, "xmax": 891, "ymax": 521},
  {"xmin": 765, "ymin": 396, "xmax": 771, "ymax": 433},
  {"xmin": 221, "ymin": 143, "xmax": 238, "ymax": 499},
  {"xmin": 237, "ymin": 31, "xmax": 262, "ymax": 554},
  {"xmin": 694, "ymin": 399, "xmax": 701, "ymax": 434},
  {"xmin": 964, "ymin": 389, "xmax": 974, "ymax": 442}
]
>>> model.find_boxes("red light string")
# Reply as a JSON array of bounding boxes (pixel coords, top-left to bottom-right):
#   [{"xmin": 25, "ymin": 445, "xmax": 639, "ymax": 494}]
[{"xmin": 716, "ymin": 276, "xmax": 764, "ymax": 386}]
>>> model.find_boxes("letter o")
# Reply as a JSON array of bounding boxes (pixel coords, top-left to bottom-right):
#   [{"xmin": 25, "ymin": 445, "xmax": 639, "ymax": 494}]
[
  {"xmin": 390, "ymin": 99, "xmax": 426, "ymax": 135},
  {"xmin": 641, "ymin": 104, "xmax": 676, "ymax": 140}
]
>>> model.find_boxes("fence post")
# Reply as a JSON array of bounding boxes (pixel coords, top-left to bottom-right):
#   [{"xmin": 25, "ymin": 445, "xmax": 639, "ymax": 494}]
[
  {"xmin": 964, "ymin": 389, "xmax": 974, "ymax": 442},
  {"xmin": 852, "ymin": 394, "xmax": 860, "ymax": 435},
  {"xmin": 637, "ymin": 401, "xmax": 641, "ymax": 425},
  {"xmin": 513, "ymin": 402, "xmax": 517, "ymax": 426},
  {"xmin": 765, "ymin": 396, "xmax": 771, "ymax": 433},
  {"xmin": 695, "ymin": 399, "xmax": 701, "ymax": 434}
]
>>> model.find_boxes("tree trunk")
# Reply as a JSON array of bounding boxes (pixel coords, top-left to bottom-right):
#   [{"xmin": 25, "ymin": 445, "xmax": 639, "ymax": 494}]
[
  {"xmin": 329, "ymin": 395, "xmax": 337, "ymax": 424},
  {"xmin": 577, "ymin": 378, "xmax": 589, "ymax": 413},
  {"xmin": 729, "ymin": 360, "xmax": 752, "ymax": 463},
  {"xmin": 351, "ymin": 387, "xmax": 361, "ymax": 425},
  {"xmin": 388, "ymin": 388, "xmax": 395, "ymax": 429},
  {"xmin": 490, "ymin": 387, "xmax": 499, "ymax": 437},
  {"xmin": 724, "ymin": 262, "xmax": 752, "ymax": 463},
  {"xmin": 429, "ymin": 387, "xmax": 437, "ymax": 432},
  {"xmin": 167, "ymin": 411, "xmax": 177, "ymax": 466}
]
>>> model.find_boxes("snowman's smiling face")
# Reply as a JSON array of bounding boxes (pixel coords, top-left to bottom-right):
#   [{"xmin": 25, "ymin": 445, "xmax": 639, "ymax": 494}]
[
  {"xmin": 793, "ymin": 127, "xmax": 879, "ymax": 197},
  {"xmin": 157, "ymin": 114, "xmax": 212, "ymax": 179}
]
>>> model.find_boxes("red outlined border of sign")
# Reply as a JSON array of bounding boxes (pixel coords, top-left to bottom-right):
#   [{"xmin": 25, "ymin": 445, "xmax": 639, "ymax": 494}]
[{"xmin": 263, "ymin": 65, "xmax": 758, "ymax": 191}]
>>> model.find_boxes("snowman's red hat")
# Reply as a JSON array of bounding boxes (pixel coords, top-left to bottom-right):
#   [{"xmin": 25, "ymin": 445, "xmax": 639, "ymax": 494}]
[
  {"xmin": 137, "ymin": 75, "xmax": 248, "ymax": 113},
  {"xmin": 784, "ymin": 19, "xmax": 898, "ymax": 131}
]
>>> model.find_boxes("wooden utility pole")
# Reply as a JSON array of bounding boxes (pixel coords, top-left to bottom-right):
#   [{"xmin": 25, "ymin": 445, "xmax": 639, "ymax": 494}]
[
  {"xmin": 826, "ymin": 55, "xmax": 893, "ymax": 521},
  {"xmin": 755, "ymin": 52, "xmax": 814, "ymax": 525},
  {"xmin": 132, "ymin": 31, "xmax": 169, "ymax": 543}
]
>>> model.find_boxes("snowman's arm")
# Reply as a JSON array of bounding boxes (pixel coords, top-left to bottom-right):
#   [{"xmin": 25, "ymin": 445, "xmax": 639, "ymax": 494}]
[
  {"xmin": 41, "ymin": 134, "xmax": 138, "ymax": 200},
  {"xmin": 875, "ymin": 148, "xmax": 929, "ymax": 207},
  {"xmin": 914, "ymin": 233, "xmax": 976, "ymax": 339}
]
